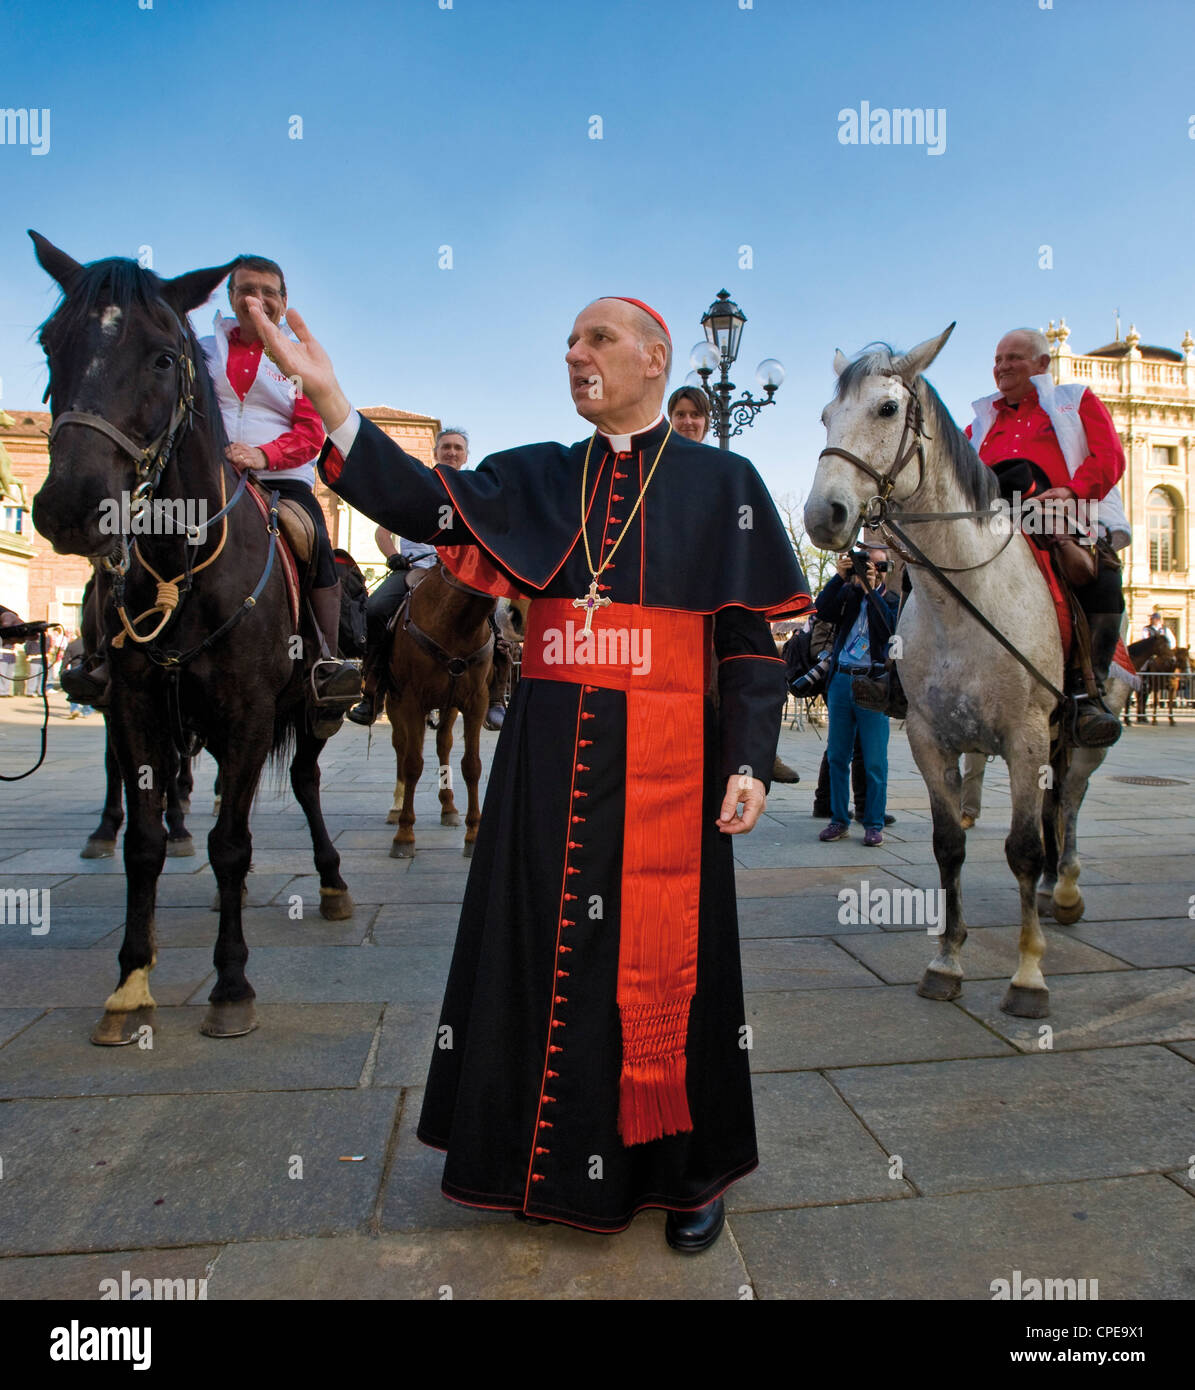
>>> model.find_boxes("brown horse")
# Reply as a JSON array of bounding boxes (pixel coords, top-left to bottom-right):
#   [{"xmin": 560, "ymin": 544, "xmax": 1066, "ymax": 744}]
[
  {"xmin": 1127, "ymin": 632, "xmax": 1184, "ymax": 725},
  {"xmin": 384, "ymin": 563, "xmax": 496, "ymax": 858}
]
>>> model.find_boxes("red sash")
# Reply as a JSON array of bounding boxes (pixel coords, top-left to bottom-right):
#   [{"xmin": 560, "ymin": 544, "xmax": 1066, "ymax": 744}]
[{"xmin": 522, "ymin": 599, "xmax": 709, "ymax": 1145}]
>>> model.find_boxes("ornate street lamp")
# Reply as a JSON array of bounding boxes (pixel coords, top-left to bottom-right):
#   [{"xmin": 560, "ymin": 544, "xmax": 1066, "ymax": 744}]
[{"xmin": 685, "ymin": 290, "xmax": 784, "ymax": 450}]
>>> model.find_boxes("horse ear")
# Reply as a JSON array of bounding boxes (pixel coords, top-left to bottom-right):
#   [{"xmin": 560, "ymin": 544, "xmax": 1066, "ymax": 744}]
[
  {"xmin": 896, "ymin": 322, "xmax": 956, "ymax": 380},
  {"xmin": 29, "ymin": 230, "xmax": 83, "ymax": 292},
  {"xmin": 161, "ymin": 261, "xmax": 236, "ymax": 316},
  {"xmin": 833, "ymin": 349, "xmax": 849, "ymax": 377}
]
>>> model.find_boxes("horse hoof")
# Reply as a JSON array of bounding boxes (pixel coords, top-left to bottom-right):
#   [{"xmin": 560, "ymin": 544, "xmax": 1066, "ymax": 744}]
[
  {"xmin": 166, "ymin": 836, "xmax": 195, "ymax": 858},
  {"xmin": 90, "ymin": 1006, "xmax": 156, "ymax": 1047},
  {"xmin": 441, "ymin": 812, "xmax": 460, "ymax": 827},
  {"xmin": 462, "ymin": 840, "xmax": 475, "ymax": 859},
  {"xmin": 386, "ymin": 809, "xmax": 400, "ymax": 824},
  {"xmin": 1000, "ymin": 984, "xmax": 1049, "ymax": 1018},
  {"xmin": 916, "ymin": 970, "xmax": 962, "ymax": 1002},
  {"xmin": 200, "ymin": 999, "xmax": 258, "ymax": 1038},
  {"xmin": 81, "ymin": 837, "xmax": 116, "ymax": 860},
  {"xmin": 389, "ymin": 841, "xmax": 415, "ymax": 859},
  {"xmin": 1036, "ymin": 892, "xmax": 1055, "ymax": 916},
  {"xmin": 177, "ymin": 799, "xmax": 191, "ymax": 815},
  {"xmin": 1051, "ymin": 895, "xmax": 1084, "ymax": 926},
  {"xmin": 319, "ymin": 888, "xmax": 354, "ymax": 921}
]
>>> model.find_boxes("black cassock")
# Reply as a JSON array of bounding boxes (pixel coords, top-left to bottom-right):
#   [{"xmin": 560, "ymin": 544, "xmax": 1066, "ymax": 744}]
[{"xmin": 320, "ymin": 414, "xmax": 809, "ymax": 1230}]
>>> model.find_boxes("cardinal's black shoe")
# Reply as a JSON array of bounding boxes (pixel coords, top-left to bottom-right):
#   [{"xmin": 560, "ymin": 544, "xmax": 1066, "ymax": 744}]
[{"xmin": 665, "ymin": 1197, "xmax": 724, "ymax": 1253}]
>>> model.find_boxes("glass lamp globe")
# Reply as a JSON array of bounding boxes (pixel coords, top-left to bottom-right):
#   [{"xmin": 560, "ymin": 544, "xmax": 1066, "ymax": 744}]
[
  {"xmin": 756, "ymin": 358, "xmax": 785, "ymax": 389},
  {"xmin": 689, "ymin": 341, "xmax": 720, "ymax": 373},
  {"xmin": 684, "ymin": 371, "xmax": 704, "ymax": 389}
]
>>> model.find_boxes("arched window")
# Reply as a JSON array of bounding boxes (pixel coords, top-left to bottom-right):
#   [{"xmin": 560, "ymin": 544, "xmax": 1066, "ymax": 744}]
[{"xmin": 1146, "ymin": 488, "xmax": 1179, "ymax": 572}]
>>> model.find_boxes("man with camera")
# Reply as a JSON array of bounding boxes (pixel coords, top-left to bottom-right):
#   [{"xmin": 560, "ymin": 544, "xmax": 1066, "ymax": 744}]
[{"xmin": 814, "ymin": 546, "xmax": 899, "ymax": 846}]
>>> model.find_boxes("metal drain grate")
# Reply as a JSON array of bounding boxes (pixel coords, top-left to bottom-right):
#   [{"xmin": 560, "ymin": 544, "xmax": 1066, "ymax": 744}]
[{"xmin": 1110, "ymin": 775, "xmax": 1189, "ymax": 786}]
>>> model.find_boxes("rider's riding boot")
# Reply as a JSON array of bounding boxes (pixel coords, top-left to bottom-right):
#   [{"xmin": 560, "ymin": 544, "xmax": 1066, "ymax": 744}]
[
  {"xmin": 485, "ymin": 636, "xmax": 511, "ymax": 731},
  {"xmin": 309, "ymin": 583, "xmax": 363, "ymax": 704},
  {"xmin": 1068, "ymin": 611, "xmax": 1123, "ymax": 748},
  {"xmin": 347, "ymin": 661, "xmax": 382, "ymax": 726}
]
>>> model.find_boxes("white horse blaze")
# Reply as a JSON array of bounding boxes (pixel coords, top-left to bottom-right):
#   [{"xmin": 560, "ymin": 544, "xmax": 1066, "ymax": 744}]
[{"xmin": 104, "ymin": 965, "xmax": 155, "ymax": 1013}]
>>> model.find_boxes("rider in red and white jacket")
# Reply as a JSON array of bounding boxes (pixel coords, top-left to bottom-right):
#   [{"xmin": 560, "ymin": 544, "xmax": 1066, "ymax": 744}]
[{"xmin": 200, "ymin": 256, "xmax": 360, "ymax": 711}]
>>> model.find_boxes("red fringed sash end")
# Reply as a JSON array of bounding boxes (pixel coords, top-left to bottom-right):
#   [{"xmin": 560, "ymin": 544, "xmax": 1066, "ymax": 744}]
[{"xmin": 617, "ymin": 999, "xmax": 694, "ymax": 1146}]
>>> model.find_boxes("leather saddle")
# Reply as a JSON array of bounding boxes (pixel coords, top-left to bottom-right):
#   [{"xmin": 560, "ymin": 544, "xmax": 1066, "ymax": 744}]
[{"xmin": 245, "ymin": 478, "xmax": 316, "ymax": 569}]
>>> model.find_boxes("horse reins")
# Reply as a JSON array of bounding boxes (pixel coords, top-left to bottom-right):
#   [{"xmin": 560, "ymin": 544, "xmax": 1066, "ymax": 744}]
[{"xmin": 819, "ymin": 379, "xmax": 1068, "ymax": 705}]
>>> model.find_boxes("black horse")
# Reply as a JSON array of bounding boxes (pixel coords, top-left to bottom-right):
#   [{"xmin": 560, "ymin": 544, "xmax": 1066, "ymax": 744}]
[{"xmin": 31, "ymin": 232, "xmax": 353, "ymax": 1045}]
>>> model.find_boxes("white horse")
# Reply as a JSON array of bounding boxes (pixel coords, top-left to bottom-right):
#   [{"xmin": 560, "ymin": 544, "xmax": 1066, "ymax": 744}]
[{"xmin": 805, "ymin": 325, "xmax": 1127, "ymax": 1018}]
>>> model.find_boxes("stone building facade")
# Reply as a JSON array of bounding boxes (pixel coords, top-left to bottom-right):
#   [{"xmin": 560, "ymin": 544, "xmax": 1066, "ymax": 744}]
[
  {"xmin": 0, "ymin": 406, "xmax": 440, "ymax": 629},
  {"xmin": 1048, "ymin": 320, "xmax": 1193, "ymax": 646}
]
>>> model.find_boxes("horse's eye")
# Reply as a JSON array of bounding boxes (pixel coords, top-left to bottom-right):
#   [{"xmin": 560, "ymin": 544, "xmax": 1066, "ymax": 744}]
[
  {"xmin": 154, "ymin": 352, "xmax": 176, "ymax": 371},
  {"xmin": 879, "ymin": 399, "xmax": 899, "ymax": 417}
]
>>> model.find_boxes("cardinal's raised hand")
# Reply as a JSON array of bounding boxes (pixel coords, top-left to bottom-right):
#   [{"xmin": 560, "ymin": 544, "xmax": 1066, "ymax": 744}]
[{"xmin": 244, "ymin": 300, "xmax": 352, "ymax": 431}]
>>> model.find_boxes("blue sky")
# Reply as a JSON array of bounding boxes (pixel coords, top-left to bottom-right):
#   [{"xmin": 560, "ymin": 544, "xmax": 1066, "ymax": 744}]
[{"xmin": 3, "ymin": 0, "xmax": 1193, "ymax": 505}]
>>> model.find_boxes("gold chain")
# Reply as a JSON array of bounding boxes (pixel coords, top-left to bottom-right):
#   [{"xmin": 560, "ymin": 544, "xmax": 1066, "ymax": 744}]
[{"xmin": 580, "ymin": 423, "xmax": 673, "ymax": 582}]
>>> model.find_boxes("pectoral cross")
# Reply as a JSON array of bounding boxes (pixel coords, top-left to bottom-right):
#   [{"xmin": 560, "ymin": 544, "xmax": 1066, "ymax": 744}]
[{"xmin": 573, "ymin": 580, "xmax": 612, "ymax": 634}]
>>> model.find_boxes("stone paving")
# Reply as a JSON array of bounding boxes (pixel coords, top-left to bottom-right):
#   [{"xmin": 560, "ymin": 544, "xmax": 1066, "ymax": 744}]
[{"xmin": 0, "ymin": 692, "xmax": 1193, "ymax": 1300}]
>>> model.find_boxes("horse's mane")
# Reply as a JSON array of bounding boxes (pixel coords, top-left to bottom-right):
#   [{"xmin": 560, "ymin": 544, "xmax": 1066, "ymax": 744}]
[
  {"xmin": 836, "ymin": 343, "xmax": 997, "ymax": 512},
  {"xmin": 37, "ymin": 256, "xmax": 228, "ymax": 452}
]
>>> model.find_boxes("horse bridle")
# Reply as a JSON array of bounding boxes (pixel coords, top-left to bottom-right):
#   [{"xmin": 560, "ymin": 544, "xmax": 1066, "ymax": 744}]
[
  {"xmin": 818, "ymin": 381, "xmax": 929, "ymax": 522},
  {"xmin": 817, "ymin": 374, "xmax": 1068, "ymax": 705},
  {"xmin": 46, "ymin": 312, "xmax": 198, "ymax": 511}
]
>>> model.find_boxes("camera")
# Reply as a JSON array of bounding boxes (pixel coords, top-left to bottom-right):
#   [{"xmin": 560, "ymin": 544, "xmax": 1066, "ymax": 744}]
[{"xmin": 849, "ymin": 548, "xmax": 889, "ymax": 579}]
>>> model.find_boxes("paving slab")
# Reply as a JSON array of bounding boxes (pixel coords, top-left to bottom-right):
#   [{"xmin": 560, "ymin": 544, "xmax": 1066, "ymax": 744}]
[
  {"xmin": 206, "ymin": 1218, "xmax": 750, "ymax": 1300},
  {"xmin": 0, "ymin": 904, "xmax": 125, "ymax": 949},
  {"xmin": 838, "ymin": 924, "xmax": 1129, "ymax": 985},
  {"xmin": 377, "ymin": 1086, "xmax": 507, "ymax": 1234},
  {"xmin": 153, "ymin": 905, "xmax": 371, "ymax": 949},
  {"xmin": 0, "ymin": 1245, "xmax": 221, "ymax": 1300},
  {"xmin": 0, "ymin": 1007, "xmax": 43, "ymax": 1048},
  {"xmin": 732, "ymin": 1175, "xmax": 1195, "ymax": 1300},
  {"xmin": 743, "ymin": 986, "xmax": 1015, "ymax": 1073},
  {"xmin": 736, "ymin": 895, "xmax": 878, "ymax": 938},
  {"xmin": 240, "ymin": 946, "xmax": 452, "ymax": 1005},
  {"xmin": 278, "ymin": 873, "xmax": 464, "ymax": 906},
  {"xmin": 371, "ymin": 903, "xmax": 465, "ymax": 946},
  {"xmin": 0, "ymin": 1088, "xmax": 400, "ymax": 1255},
  {"xmin": 828, "ymin": 1046, "xmax": 1195, "ymax": 1195},
  {"xmin": 0, "ymin": 1003, "xmax": 382, "ymax": 1099},
  {"xmin": 0, "ymin": 948, "xmax": 214, "ymax": 1008},
  {"xmin": 735, "ymin": 866, "xmax": 920, "ymax": 898},
  {"xmin": 1069, "ymin": 919, "xmax": 1195, "ymax": 968},
  {"xmin": 729, "ymin": 1071, "xmax": 913, "ymax": 1213},
  {"xmin": 43, "ymin": 873, "xmax": 297, "ymax": 909},
  {"xmin": 960, "ymin": 968, "xmax": 1195, "ymax": 1051},
  {"xmin": 371, "ymin": 1004, "xmax": 441, "ymax": 1087},
  {"xmin": 740, "ymin": 937, "xmax": 880, "ymax": 991}
]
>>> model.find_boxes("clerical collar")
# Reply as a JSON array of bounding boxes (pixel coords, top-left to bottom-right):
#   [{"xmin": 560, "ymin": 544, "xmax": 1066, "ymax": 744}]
[{"xmin": 599, "ymin": 410, "xmax": 666, "ymax": 455}]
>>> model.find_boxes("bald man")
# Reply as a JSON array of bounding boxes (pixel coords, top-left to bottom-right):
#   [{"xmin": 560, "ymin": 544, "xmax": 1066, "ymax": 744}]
[{"xmin": 247, "ymin": 292, "xmax": 809, "ymax": 1251}]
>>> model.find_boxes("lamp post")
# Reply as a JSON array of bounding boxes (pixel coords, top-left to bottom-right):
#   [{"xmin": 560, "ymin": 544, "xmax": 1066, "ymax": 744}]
[{"xmin": 686, "ymin": 290, "xmax": 784, "ymax": 451}]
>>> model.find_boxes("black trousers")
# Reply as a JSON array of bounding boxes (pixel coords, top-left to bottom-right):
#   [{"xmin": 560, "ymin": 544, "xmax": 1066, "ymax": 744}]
[{"xmin": 266, "ymin": 478, "xmax": 337, "ymax": 588}]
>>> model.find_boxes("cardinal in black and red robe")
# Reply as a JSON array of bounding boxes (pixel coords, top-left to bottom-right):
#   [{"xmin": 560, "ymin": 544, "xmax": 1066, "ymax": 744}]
[{"xmin": 250, "ymin": 294, "xmax": 810, "ymax": 1242}]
